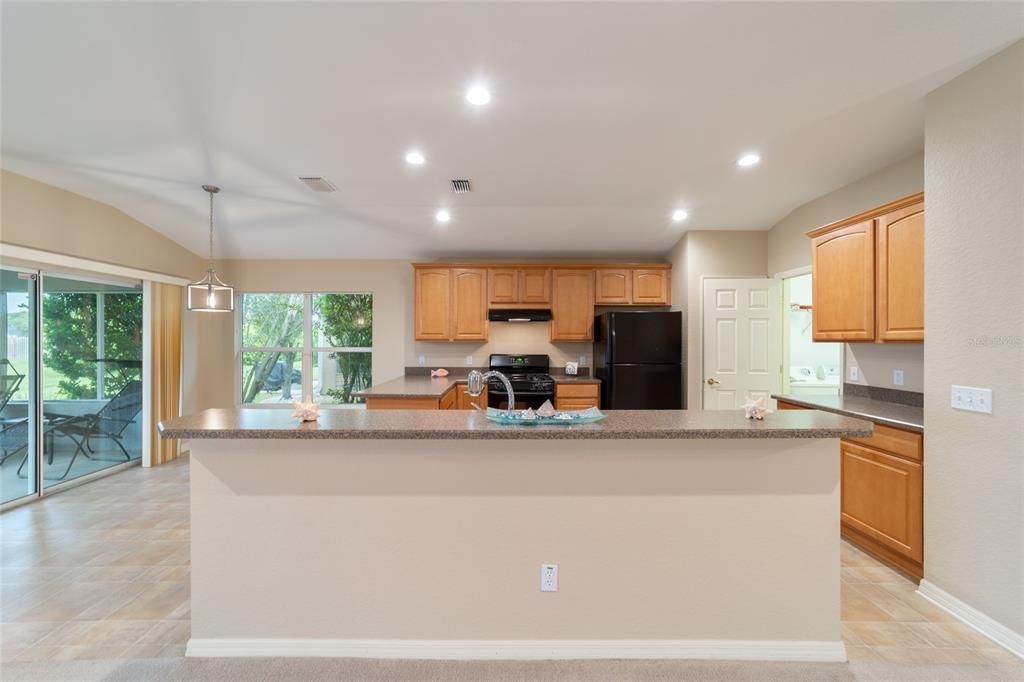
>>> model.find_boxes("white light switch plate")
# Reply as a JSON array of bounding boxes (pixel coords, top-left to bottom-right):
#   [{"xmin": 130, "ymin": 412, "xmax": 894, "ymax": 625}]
[
  {"xmin": 951, "ymin": 385, "xmax": 993, "ymax": 414},
  {"xmin": 541, "ymin": 564, "xmax": 558, "ymax": 592},
  {"xmin": 849, "ymin": 366, "xmax": 859, "ymax": 381},
  {"xmin": 893, "ymin": 369, "xmax": 904, "ymax": 386}
]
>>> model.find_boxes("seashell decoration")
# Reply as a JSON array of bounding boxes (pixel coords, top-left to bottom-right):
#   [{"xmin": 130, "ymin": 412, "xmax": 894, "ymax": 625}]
[
  {"xmin": 292, "ymin": 400, "xmax": 321, "ymax": 422},
  {"xmin": 742, "ymin": 397, "xmax": 773, "ymax": 420},
  {"xmin": 536, "ymin": 400, "xmax": 557, "ymax": 418}
]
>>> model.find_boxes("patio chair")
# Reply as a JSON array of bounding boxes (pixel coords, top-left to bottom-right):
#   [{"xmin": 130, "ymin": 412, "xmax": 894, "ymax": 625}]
[
  {"xmin": 47, "ymin": 380, "xmax": 143, "ymax": 480},
  {"xmin": 1, "ymin": 418, "xmax": 56, "ymax": 472},
  {"xmin": 0, "ymin": 359, "xmax": 24, "ymax": 414}
]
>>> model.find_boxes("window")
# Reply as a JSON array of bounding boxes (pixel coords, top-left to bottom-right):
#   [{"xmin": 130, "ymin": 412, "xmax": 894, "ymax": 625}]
[{"xmin": 240, "ymin": 293, "xmax": 372, "ymax": 406}]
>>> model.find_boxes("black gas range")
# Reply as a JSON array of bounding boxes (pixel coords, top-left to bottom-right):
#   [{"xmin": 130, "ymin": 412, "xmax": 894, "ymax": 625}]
[{"xmin": 486, "ymin": 354, "xmax": 555, "ymax": 411}]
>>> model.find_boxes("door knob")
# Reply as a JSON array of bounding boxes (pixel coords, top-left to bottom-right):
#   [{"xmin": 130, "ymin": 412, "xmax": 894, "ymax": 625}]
[{"xmin": 706, "ymin": 378, "xmax": 720, "ymax": 386}]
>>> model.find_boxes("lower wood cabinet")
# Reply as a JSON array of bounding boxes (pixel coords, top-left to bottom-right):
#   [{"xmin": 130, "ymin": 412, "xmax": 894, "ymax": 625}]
[
  {"xmin": 775, "ymin": 399, "xmax": 923, "ymax": 578},
  {"xmin": 456, "ymin": 384, "xmax": 486, "ymax": 410},
  {"xmin": 554, "ymin": 382, "xmax": 600, "ymax": 410}
]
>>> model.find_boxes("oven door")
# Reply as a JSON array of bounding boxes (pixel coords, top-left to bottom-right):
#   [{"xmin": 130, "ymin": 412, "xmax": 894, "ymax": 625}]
[{"xmin": 488, "ymin": 389, "xmax": 555, "ymax": 411}]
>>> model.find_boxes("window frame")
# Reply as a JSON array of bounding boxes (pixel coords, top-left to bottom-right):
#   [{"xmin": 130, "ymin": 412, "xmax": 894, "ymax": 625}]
[{"xmin": 237, "ymin": 292, "xmax": 372, "ymax": 408}]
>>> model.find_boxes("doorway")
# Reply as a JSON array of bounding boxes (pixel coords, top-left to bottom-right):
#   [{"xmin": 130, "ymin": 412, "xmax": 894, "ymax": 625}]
[
  {"xmin": 781, "ymin": 273, "xmax": 841, "ymax": 396},
  {"xmin": 0, "ymin": 267, "xmax": 144, "ymax": 507}
]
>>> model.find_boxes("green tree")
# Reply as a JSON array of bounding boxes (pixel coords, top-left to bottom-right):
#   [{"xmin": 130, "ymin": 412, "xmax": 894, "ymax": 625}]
[
  {"xmin": 315, "ymin": 294, "xmax": 372, "ymax": 404},
  {"xmin": 240, "ymin": 294, "xmax": 304, "ymax": 403},
  {"xmin": 42, "ymin": 293, "xmax": 142, "ymax": 399}
]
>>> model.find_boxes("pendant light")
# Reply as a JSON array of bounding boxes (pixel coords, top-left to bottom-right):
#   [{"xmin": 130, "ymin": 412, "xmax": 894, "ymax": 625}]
[{"xmin": 187, "ymin": 185, "xmax": 234, "ymax": 312}]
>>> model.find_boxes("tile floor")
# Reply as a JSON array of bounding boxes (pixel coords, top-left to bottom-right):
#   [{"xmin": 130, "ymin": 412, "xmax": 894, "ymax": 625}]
[{"xmin": 0, "ymin": 454, "xmax": 1020, "ymax": 670}]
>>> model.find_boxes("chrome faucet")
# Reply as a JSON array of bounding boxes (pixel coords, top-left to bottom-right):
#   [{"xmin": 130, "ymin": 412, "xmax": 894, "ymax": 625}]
[{"xmin": 467, "ymin": 370, "xmax": 515, "ymax": 415}]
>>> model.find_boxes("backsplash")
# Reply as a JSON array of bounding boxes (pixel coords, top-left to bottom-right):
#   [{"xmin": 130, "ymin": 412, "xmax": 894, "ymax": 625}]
[
  {"xmin": 844, "ymin": 343, "xmax": 924, "ymax": 393},
  {"xmin": 406, "ymin": 323, "xmax": 591, "ymax": 373}
]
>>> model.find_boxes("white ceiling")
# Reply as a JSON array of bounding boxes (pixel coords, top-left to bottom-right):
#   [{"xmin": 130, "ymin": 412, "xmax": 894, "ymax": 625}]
[{"xmin": 3, "ymin": 2, "xmax": 1022, "ymax": 260}]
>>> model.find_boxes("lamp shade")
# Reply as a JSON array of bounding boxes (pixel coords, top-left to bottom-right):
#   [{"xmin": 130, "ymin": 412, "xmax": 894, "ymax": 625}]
[{"xmin": 187, "ymin": 270, "xmax": 234, "ymax": 312}]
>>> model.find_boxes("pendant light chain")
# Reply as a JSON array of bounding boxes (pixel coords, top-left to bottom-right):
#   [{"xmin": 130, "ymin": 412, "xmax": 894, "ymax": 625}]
[{"xmin": 208, "ymin": 188, "xmax": 215, "ymax": 272}]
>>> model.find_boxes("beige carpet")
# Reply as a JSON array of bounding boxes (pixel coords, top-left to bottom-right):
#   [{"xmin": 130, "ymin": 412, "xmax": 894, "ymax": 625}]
[{"xmin": 4, "ymin": 658, "xmax": 1024, "ymax": 682}]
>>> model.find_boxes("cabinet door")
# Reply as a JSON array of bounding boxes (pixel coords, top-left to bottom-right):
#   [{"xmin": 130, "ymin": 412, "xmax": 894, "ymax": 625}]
[
  {"xmin": 451, "ymin": 268, "xmax": 488, "ymax": 341},
  {"xmin": 632, "ymin": 269, "xmax": 670, "ymax": 305},
  {"xmin": 841, "ymin": 441, "xmax": 922, "ymax": 564},
  {"xmin": 456, "ymin": 385, "xmax": 487, "ymax": 410},
  {"xmin": 550, "ymin": 270, "xmax": 595, "ymax": 341},
  {"xmin": 877, "ymin": 203, "xmax": 924, "ymax": 341},
  {"xmin": 594, "ymin": 269, "xmax": 631, "ymax": 304},
  {"xmin": 488, "ymin": 268, "xmax": 519, "ymax": 304},
  {"xmin": 440, "ymin": 387, "xmax": 458, "ymax": 410},
  {"xmin": 555, "ymin": 397, "xmax": 600, "ymax": 411},
  {"xmin": 812, "ymin": 220, "xmax": 875, "ymax": 341},
  {"xmin": 519, "ymin": 269, "xmax": 551, "ymax": 305},
  {"xmin": 414, "ymin": 268, "xmax": 451, "ymax": 341}
]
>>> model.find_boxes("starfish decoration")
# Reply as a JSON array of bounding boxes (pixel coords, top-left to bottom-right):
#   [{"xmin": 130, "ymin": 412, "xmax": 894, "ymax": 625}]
[{"xmin": 292, "ymin": 400, "xmax": 321, "ymax": 422}]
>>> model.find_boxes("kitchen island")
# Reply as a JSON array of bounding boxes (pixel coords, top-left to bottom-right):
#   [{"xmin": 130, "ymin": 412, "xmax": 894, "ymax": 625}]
[{"xmin": 160, "ymin": 408, "xmax": 871, "ymax": 661}]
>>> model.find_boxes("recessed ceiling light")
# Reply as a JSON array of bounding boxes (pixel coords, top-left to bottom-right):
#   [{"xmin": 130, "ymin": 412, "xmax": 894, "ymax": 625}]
[
  {"xmin": 737, "ymin": 153, "xmax": 761, "ymax": 168},
  {"xmin": 466, "ymin": 85, "xmax": 492, "ymax": 106},
  {"xmin": 672, "ymin": 209, "xmax": 688, "ymax": 223},
  {"xmin": 405, "ymin": 150, "xmax": 425, "ymax": 166},
  {"xmin": 435, "ymin": 209, "xmax": 451, "ymax": 223}
]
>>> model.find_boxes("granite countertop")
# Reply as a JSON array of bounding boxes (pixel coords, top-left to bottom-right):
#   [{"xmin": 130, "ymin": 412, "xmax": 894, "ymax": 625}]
[
  {"xmin": 772, "ymin": 393, "xmax": 923, "ymax": 433},
  {"xmin": 354, "ymin": 373, "xmax": 600, "ymax": 398},
  {"xmin": 160, "ymin": 408, "xmax": 871, "ymax": 441}
]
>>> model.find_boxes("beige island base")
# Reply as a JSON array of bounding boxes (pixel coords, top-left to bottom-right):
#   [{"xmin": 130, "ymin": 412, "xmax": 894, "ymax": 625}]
[{"xmin": 160, "ymin": 408, "xmax": 871, "ymax": 662}]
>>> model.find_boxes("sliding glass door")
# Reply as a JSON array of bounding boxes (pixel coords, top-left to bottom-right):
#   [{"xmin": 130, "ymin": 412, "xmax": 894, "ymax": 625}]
[
  {"xmin": 0, "ymin": 268, "xmax": 143, "ymax": 506},
  {"xmin": 0, "ymin": 268, "xmax": 39, "ymax": 505},
  {"xmin": 41, "ymin": 275, "xmax": 143, "ymax": 487}
]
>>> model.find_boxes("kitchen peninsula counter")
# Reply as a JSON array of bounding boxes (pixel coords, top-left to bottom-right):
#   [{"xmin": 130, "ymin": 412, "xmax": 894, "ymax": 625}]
[
  {"xmin": 353, "ymin": 372, "xmax": 601, "ymax": 400},
  {"xmin": 164, "ymin": 407, "xmax": 861, "ymax": 662}
]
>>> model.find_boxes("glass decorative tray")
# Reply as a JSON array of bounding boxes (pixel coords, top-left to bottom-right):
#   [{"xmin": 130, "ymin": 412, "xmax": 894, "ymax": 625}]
[{"xmin": 484, "ymin": 406, "xmax": 607, "ymax": 425}]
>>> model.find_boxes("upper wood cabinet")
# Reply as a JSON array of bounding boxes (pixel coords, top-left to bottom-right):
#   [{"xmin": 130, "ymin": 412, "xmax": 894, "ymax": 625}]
[
  {"xmin": 450, "ymin": 268, "xmax": 488, "ymax": 341},
  {"xmin": 519, "ymin": 269, "xmax": 551, "ymax": 305},
  {"xmin": 488, "ymin": 268, "xmax": 551, "ymax": 306},
  {"xmin": 595, "ymin": 269, "xmax": 631, "ymax": 304},
  {"xmin": 550, "ymin": 269, "xmax": 595, "ymax": 341},
  {"xmin": 595, "ymin": 267, "xmax": 670, "ymax": 305},
  {"xmin": 811, "ymin": 219, "xmax": 876, "ymax": 341},
  {"xmin": 414, "ymin": 267, "xmax": 451, "ymax": 341},
  {"xmin": 808, "ymin": 193, "xmax": 924, "ymax": 343},
  {"xmin": 414, "ymin": 266, "xmax": 487, "ymax": 341},
  {"xmin": 632, "ymin": 268, "xmax": 671, "ymax": 305},
  {"xmin": 877, "ymin": 202, "xmax": 924, "ymax": 341}
]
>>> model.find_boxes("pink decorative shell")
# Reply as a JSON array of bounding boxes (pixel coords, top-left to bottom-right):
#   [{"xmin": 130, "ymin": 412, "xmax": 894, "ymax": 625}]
[{"xmin": 430, "ymin": 368, "xmax": 450, "ymax": 377}]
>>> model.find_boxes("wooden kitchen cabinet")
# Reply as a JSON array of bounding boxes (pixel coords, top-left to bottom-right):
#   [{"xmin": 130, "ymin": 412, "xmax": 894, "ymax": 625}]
[
  {"xmin": 550, "ymin": 269, "xmax": 595, "ymax": 341},
  {"xmin": 811, "ymin": 219, "xmax": 876, "ymax": 341},
  {"xmin": 488, "ymin": 268, "xmax": 551, "ymax": 306},
  {"xmin": 456, "ymin": 384, "xmax": 487, "ymax": 410},
  {"xmin": 841, "ymin": 439, "xmax": 923, "ymax": 577},
  {"xmin": 876, "ymin": 202, "xmax": 924, "ymax": 341},
  {"xmin": 632, "ymin": 268, "xmax": 670, "ymax": 305},
  {"xmin": 414, "ymin": 267, "xmax": 451, "ymax": 341},
  {"xmin": 439, "ymin": 386, "xmax": 458, "ymax": 410},
  {"xmin": 595, "ymin": 269, "xmax": 632, "ymax": 304},
  {"xmin": 450, "ymin": 268, "xmax": 488, "ymax": 341},
  {"xmin": 519, "ymin": 269, "xmax": 551, "ymax": 305},
  {"xmin": 555, "ymin": 382, "xmax": 600, "ymax": 410},
  {"xmin": 808, "ymin": 193, "xmax": 924, "ymax": 343}
]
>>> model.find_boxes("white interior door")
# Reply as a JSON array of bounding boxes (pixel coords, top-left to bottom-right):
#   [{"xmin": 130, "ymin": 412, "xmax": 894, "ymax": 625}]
[{"xmin": 702, "ymin": 278, "xmax": 781, "ymax": 409}]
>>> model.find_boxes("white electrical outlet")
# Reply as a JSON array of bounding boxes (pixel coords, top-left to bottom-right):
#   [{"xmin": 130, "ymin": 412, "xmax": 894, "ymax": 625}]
[
  {"xmin": 465, "ymin": 355, "xmax": 473, "ymax": 366},
  {"xmin": 540, "ymin": 564, "xmax": 558, "ymax": 592},
  {"xmin": 579, "ymin": 354, "xmax": 587, "ymax": 367},
  {"xmin": 893, "ymin": 369, "xmax": 904, "ymax": 386},
  {"xmin": 417, "ymin": 355, "xmax": 425, "ymax": 366},
  {"xmin": 951, "ymin": 385, "xmax": 993, "ymax": 414},
  {"xmin": 849, "ymin": 366, "xmax": 859, "ymax": 381}
]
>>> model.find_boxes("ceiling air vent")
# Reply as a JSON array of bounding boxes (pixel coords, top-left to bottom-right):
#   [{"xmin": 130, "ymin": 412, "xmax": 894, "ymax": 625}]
[
  {"xmin": 298, "ymin": 176, "xmax": 337, "ymax": 193},
  {"xmin": 450, "ymin": 179, "xmax": 473, "ymax": 193}
]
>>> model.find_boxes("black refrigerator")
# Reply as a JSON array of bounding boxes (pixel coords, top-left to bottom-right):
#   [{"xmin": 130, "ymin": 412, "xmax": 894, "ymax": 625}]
[{"xmin": 593, "ymin": 311, "xmax": 683, "ymax": 410}]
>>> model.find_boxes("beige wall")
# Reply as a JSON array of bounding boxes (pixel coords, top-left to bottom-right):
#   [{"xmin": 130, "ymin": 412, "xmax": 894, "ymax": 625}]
[
  {"xmin": 0, "ymin": 171, "xmax": 200, "ymax": 279},
  {"xmin": 765, "ymin": 153, "xmax": 925, "ymax": 394},
  {"xmin": 923, "ymin": 40, "xmax": 1024, "ymax": 637},
  {"xmin": 190, "ymin": 436, "xmax": 841, "ymax": 648},
  {"xmin": 766, "ymin": 153, "xmax": 924, "ymax": 277},
  {"xmin": 410, "ymin": 328, "xmax": 589, "ymax": 374},
  {"xmin": 668, "ymin": 231, "xmax": 770, "ymax": 409}
]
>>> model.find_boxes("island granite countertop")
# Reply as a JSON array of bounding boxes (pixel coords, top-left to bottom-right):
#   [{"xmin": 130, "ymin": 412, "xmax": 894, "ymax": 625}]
[
  {"xmin": 772, "ymin": 393, "xmax": 923, "ymax": 433},
  {"xmin": 160, "ymin": 408, "xmax": 872, "ymax": 441}
]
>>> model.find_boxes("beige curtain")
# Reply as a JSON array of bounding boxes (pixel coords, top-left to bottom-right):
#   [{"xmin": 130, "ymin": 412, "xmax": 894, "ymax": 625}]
[{"xmin": 149, "ymin": 283, "xmax": 183, "ymax": 465}]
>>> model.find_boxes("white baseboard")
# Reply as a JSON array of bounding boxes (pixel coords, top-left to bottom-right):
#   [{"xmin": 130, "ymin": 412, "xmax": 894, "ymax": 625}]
[
  {"xmin": 186, "ymin": 638, "xmax": 847, "ymax": 661},
  {"xmin": 918, "ymin": 580, "xmax": 1024, "ymax": 660}
]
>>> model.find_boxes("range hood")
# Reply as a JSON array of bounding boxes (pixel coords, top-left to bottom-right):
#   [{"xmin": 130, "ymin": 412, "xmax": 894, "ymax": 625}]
[{"xmin": 488, "ymin": 308, "xmax": 553, "ymax": 323}]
